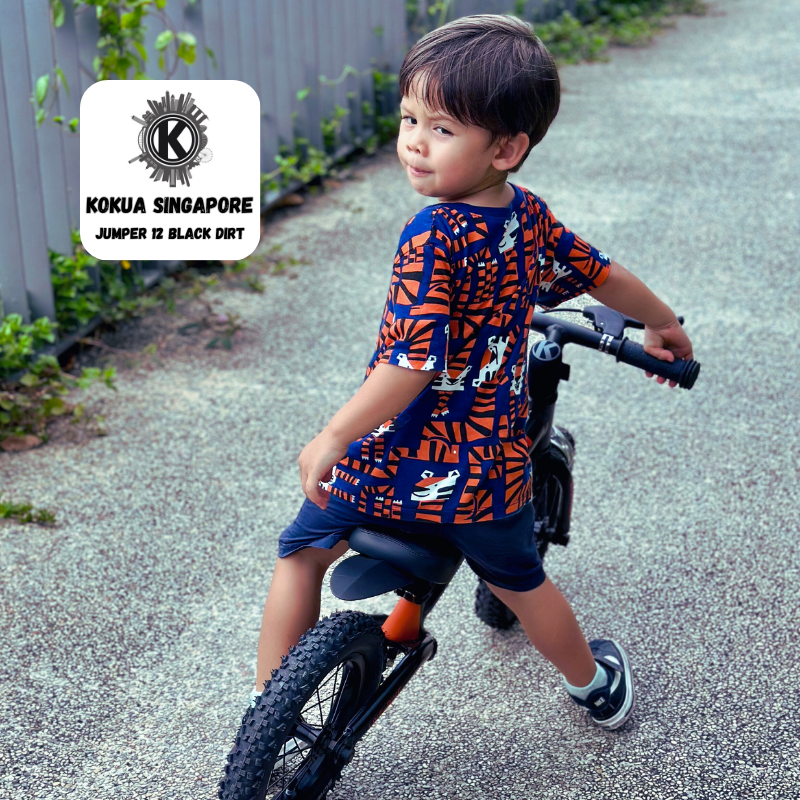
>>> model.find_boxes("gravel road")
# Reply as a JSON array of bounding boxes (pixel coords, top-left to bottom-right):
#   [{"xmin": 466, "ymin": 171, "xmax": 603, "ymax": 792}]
[{"xmin": 1, "ymin": 0, "xmax": 798, "ymax": 797}]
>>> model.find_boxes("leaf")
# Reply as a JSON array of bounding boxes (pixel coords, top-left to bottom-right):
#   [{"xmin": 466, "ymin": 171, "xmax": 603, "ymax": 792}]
[
  {"xmin": 296, "ymin": 87, "xmax": 310, "ymax": 101},
  {"xmin": 177, "ymin": 31, "xmax": 197, "ymax": 46},
  {"xmin": 134, "ymin": 41, "xmax": 148, "ymax": 62},
  {"xmin": 54, "ymin": 66, "xmax": 69, "ymax": 96},
  {"xmin": 43, "ymin": 397, "xmax": 66, "ymax": 416},
  {"xmin": 51, "ymin": 0, "xmax": 65, "ymax": 27},
  {"xmin": 19, "ymin": 373, "xmax": 38, "ymax": 387},
  {"xmin": 52, "ymin": 116, "xmax": 64, "ymax": 123},
  {"xmin": 35, "ymin": 74, "xmax": 50, "ymax": 106},
  {"xmin": 178, "ymin": 43, "xmax": 196, "ymax": 65},
  {"xmin": 155, "ymin": 30, "xmax": 174, "ymax": 50},
  {"xmin": 178, "ymin": 322, "xmax": 202, "ymax": 335},
  {"xmin": 205, "ymin": 47, "xmax": 217, "ymax": 70},
  {"xmin": 69, "ymin": 118, "xmax": 79, "ymax": 132},
  {"xmin": 35, "ymin": 109, "xmax": 46, "ymax": 127}
]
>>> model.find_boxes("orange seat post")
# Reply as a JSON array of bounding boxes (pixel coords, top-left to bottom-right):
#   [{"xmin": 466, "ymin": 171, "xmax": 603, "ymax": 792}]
[{"xmin": 381, "ymin": 597, "xmax": 422, "ymax": 643}]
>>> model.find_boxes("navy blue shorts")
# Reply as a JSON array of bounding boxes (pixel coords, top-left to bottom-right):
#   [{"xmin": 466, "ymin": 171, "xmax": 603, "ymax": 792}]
[{"xmin": 277, "ymin": 496, "xmax": 546, "ymax": 593}]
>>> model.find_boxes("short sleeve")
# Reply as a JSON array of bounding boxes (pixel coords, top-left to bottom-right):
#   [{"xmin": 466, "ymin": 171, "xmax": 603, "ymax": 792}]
[
  {"xmin": 536, "ymin": 201, "xmax": 611, "ymax": 309},
  {"xmin": 371, "ymin": 212, "xmax": 452, "ymax": 373}
]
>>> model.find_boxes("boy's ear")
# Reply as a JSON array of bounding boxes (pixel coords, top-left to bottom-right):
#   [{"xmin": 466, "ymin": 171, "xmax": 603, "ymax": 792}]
[{"xmin": 492, "ymin": 132, "xmax": 530, "ymax": 172}]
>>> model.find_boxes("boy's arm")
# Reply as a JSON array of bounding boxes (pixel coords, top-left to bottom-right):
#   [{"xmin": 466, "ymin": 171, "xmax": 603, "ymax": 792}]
[
  {"xmin": 588, "ymin": 259, "xmax": 694, "ymax": 383},
  {"xmin": 298, "ymin": 363, "xmax": 438, "ymax": 509}
]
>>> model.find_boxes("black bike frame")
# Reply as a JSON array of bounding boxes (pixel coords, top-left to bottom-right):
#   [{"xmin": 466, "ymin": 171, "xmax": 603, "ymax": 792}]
[{"xmin": 526, "ymin": 322, "xmax": 569, "ymax": 460}]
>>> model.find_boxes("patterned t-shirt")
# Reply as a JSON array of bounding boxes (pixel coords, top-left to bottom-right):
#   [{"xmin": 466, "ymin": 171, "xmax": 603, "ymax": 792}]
[{"xmin": 325, "ymin": 183, "xmax": 611, "ymax": 523}]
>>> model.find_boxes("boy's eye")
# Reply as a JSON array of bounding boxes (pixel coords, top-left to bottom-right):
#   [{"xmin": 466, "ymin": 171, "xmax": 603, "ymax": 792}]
[
  {"xmin": 434, "ymin": 126, "xmax": 452, "ymax": 136},
  {"xmin": 401, "ymin": 115, "xmax": 416, "ymax": 125}
]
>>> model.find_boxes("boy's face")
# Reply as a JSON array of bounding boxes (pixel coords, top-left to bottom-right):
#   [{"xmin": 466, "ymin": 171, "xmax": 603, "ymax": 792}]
[{"xmin": 397, "ymin": 85, "xmax": 504, "ymax": 204}]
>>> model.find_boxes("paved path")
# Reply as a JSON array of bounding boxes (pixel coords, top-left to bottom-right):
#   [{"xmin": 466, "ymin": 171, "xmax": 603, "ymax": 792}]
[{"xmin": 1, "ymin": 1, "xmax": 798, "ymax": 797}]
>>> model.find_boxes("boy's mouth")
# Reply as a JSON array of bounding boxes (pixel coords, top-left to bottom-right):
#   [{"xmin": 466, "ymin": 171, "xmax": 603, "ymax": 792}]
[{"xmin": 407, "ymin": 164, "xmax": 432, "ymax": 177}]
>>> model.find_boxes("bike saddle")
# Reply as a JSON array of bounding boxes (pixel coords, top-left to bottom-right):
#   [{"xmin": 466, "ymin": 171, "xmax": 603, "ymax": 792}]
[
  {"xmin": 331, "ymin": 526, "xmax": 463, "ymax": 601},
  {"xmin": 348, "ymin": 525, "xmax": 463, "ymax": 584}
]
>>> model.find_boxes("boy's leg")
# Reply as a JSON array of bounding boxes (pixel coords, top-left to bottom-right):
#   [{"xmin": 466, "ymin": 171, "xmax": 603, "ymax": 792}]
[
  {"xmin": 254, "ymin": 540, "xmax": 350, "ymax": 691},
  {"xmin": 486, "ymin": 574, "xmax": 635, "ymax": 729},
  {"xmin": 485, "ymin": 576, "xmax": 596, "ymax": 687}
]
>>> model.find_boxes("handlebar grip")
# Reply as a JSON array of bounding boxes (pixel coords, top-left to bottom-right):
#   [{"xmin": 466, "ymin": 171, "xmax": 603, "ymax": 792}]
[{"xmin": 615, "ymin": 339, "xmax": 701, "ymax": 389}]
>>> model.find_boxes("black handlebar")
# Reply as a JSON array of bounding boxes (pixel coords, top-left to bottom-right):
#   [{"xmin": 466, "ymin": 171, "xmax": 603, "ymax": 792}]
[
  {"xmin": 531, "ymin": 309, "xmax": 701, "ymax": 390},
  {"xmin": 615, "ymin": 339, "xmax": 700, "ymax": 389}
]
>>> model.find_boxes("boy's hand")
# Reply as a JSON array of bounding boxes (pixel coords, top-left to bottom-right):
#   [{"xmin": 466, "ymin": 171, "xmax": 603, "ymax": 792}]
[
  {"xmin": 298, "ymin": 427, "xmax": 350, "ymax": 510},
  {"xmin": 643, "ymin": 319, "xmax": 694, "ymax": 388}
]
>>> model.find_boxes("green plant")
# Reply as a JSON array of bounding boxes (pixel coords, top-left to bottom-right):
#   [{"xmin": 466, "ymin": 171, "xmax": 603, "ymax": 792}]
[
  {"xmin": 0, "ymin": 494, "xmax": 56, "ymax": 525},
  {"xmin": 0, "ymin": 356, "xmax": 115, "ymax": 443},
  {"xmin": 321, "ymin": 104, "xmax": 350, "ymax": 152},
  {"xmin": 49, "ymin": 230, "xmax": 153, "ymax": 333},
  {"xmin": 535, "ymin": 0, "xmax": 706, "ymax": 64},
  {"xmin": 261, "ymin": 62, "xmax": 400, "ymax": 198},
  {"xmin": 34, "ymin": 0, "xmax": 215, "ymax": 130},
  {"xmin": 0, "ymin": 315, "xmax": 58, "ymax": 376},
  {"xmin": 537, "ymin": 11, "xmax": 608, "ymax": 63}
]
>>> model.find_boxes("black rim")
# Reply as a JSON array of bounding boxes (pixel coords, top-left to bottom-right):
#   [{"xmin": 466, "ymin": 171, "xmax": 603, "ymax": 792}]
[{"xmin": 259, "ymin": 654, "xmax": 367, "ymax": 799}]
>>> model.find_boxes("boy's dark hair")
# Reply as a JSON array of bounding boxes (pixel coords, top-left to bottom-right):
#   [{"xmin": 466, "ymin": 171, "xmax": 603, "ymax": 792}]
[{"xmin": 399, "ymin": 15, "xmax": 560, "ymax": 172}]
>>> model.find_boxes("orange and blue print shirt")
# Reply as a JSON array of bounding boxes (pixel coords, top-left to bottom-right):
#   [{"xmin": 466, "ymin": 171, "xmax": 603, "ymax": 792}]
[{"xmin": 325, "ymin": 183, "xmax": 611, "ymax": 523}]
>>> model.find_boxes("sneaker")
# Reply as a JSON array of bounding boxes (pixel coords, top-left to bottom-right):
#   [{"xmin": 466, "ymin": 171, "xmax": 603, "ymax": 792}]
[{"xmin": 569, "ymin": 639, "xmax": 635, "ymax": 730}]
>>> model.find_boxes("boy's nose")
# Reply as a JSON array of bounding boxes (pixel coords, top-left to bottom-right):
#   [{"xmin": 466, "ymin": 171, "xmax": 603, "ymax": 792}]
[{"xmin": 405, "ymin": 127, "xmax": 426, "ymax": 155}]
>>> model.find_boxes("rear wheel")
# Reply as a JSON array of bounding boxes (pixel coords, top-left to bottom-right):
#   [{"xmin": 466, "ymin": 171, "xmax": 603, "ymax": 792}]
[
  {"xmin": 474, "ymin": 430, "xmax": 574, "ymax": 630},
  {"xmin": 219, "ymin": 611, "xmax": 385, "ymax": 800}
]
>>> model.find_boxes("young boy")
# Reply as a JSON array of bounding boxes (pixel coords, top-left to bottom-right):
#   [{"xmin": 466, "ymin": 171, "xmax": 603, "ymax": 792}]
[{"xmin": 252, "ymin": 14, "xmax": 693, "ymax": 731}]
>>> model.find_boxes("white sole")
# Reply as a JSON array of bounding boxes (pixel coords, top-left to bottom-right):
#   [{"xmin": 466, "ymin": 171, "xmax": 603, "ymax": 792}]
[{"xmin": 591, "ymin": 639, "xmax": 635, "ymax": 730}]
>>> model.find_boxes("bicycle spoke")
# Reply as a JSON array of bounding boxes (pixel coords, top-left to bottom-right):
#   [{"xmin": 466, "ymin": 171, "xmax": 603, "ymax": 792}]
[
  {"xmin": 221, "ymin": 613, "xmax": 382, "ymax": 800},
  {"xmin": 264, "ymin": 735, "xmax": 312, "ymax": 797},
  {"xmin": 329, "ymin": 662, "xmax": 357, "ymax": 728},
  {"xmin": 307, "ymin": 663, "xmax": 346, "ymax": 728},
  {"xmin": 304, "ymin": 666, "xmax": 341, "ymax": 728}
]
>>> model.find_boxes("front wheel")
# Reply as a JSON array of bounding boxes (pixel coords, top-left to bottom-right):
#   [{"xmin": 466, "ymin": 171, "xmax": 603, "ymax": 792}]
[{"xmin": 219, "ymin": 611, "xmax": 385, "ymax": 800}]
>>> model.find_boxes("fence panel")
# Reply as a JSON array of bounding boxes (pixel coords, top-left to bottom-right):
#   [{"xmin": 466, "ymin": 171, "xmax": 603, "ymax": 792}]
[
  {"xmin": 0, "ymin": 1, "xmax": 54, "ymax": 322},
  {"xmin": 0, "ymin": 30, "xmax": 29, "ymax": 322},
  {"xmin": 52, "ymin": 0, "xmax": 85, "ymax": 234},
  {"xmin": 270, "ymin": 0, "xmax": 295, "ymax": 152},
  {"xmin": 254, "ymin": 1, "xmax": 279, "ymax": 171}
]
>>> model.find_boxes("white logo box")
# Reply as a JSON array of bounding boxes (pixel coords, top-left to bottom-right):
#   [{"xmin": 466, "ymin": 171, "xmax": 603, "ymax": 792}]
[{"xmin": 80, "ymin": 80, "xmax": 260, "ymax": 261}]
